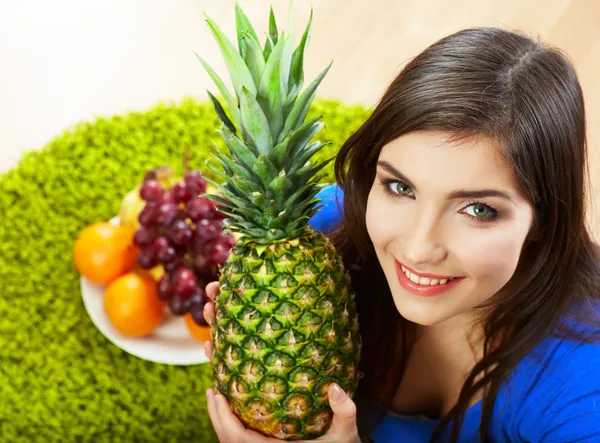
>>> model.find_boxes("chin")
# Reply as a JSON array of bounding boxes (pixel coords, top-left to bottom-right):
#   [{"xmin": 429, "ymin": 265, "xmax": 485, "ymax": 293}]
[{"xmin": 390, "ymin": 288, "xmax": 460, "ymax": 326}]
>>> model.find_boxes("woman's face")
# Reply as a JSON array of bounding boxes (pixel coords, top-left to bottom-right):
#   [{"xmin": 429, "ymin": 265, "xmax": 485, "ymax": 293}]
[{"xmin": 366, "ymin": 131, "xmax": 534, "ymax": 327}]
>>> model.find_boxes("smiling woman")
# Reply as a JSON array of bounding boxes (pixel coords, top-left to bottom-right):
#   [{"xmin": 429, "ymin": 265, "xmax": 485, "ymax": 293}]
[
  {"xmin": 367, "ymin": 132, "xmax": 535, "ymax": 327},
  {"xmin": 324, "ymin": 27, "xmax": 600, "ymax": 442}
]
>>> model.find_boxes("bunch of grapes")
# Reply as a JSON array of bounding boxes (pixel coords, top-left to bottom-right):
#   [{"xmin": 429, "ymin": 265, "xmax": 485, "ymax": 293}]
[{"xmin": 133, "ymin": 169, "xmax": 233, "ymax": 327}]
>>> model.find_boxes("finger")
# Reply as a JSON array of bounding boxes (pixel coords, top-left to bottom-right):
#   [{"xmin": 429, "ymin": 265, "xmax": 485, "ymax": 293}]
[
  {"xmin": 204, "ymin": 340, "xmax": 214, "ymax": 361},
  {"xmin": 326, "ymin": 384, "xmax": 358, "ymax": 438},
  {"xmin": 205, "ymin": 281, "xmax": 220, "ymax": 301},
  {"xmin": 206, "ymin": 388, "xmax": 227, "ymax": 442},
  {"xmin": 213, "ymin": 393, "xmax": 280, "ymax": 442},
  {"xmin": 203, "ymin": 300, "xmax": 215, "ymax": 324}
]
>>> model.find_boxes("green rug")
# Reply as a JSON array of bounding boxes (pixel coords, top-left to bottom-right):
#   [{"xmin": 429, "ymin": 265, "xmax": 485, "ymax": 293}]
[{"xmin": 0, "ymin": 97, "xmax": 369, "ymax": 442}]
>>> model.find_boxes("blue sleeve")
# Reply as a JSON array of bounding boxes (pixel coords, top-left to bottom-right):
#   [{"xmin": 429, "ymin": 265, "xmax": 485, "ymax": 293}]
[
  {"xmin": 499, "ymin": 339, "xmax": 600, "ymax": 442},
  {"xmin": 308, "ymin": 183, "xmax": 344, "ymax": 235},
  {"xmin": 534, "ymin": 342, "xmax": 600, "ymax": 442}
]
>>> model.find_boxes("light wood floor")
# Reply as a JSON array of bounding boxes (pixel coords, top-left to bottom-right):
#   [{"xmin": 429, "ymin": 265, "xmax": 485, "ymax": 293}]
[{"xmin": 1, "ymin": 0, "xmax": 599, "ymax": 228}]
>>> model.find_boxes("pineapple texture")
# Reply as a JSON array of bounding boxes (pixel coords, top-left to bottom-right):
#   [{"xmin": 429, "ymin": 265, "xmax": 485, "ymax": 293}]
[{"xmin": 212, "ymin": 231, "xmax": 361, "ymax": 439}]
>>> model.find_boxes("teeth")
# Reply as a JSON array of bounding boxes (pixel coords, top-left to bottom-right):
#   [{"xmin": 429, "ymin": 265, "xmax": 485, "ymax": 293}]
[{"xmin": 401, "ymin": 265, "xmax": 455, "ymax": 286}]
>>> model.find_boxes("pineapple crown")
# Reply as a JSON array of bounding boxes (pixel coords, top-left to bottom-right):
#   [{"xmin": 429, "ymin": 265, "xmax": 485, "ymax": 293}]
[{"xmin": 198, "ymin": 1, "xmax": 333, "ymax": 244}]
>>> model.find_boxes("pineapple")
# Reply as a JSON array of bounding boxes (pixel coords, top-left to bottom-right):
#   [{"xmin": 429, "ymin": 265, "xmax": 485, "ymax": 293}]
[{"xmin": 198, "ymin": 2, "xmax": 361, "ymax": 439}]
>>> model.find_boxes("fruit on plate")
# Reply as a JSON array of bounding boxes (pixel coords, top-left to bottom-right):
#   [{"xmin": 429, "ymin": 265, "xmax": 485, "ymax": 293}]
[
  {"xmin": 73, "ymin": 222, "xmax": 137, "ymax": 285},
  {"xmin": 133, "ymin": 169, "xmax": 234, "ymax": 321},
  {"xmin": 104, "ymin": 272, "xmax": 166, "ymax": 337},
  {"xmin": 198, "ymin": 3, "xmax": 361, "ymax": 440},
  {"xmin": 119, "ymin": 166, "xmax": 180, "ymax": 234},
  {"xmin": 185, "ymin": 312, "xmax": 212, "ymax": 342}
]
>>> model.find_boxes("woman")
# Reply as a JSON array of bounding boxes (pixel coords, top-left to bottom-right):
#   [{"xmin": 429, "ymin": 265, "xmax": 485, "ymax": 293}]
[{"xmin": 204, "ymin": 27, "xmax": 600, "ymax": 442}]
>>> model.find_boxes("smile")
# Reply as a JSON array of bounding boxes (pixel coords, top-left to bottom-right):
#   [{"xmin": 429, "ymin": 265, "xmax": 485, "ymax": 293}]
[{"xmin": 395, "ymin": 260, "xmax": 464, "ymax": 296}]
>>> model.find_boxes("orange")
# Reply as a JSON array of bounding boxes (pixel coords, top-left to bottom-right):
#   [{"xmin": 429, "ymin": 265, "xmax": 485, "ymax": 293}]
[
  {"xmin": 185, "ymin": 313, "xmax": 212, "ymax": 342},
  {"xmin": 73, "ymin": 222, "xmax": 137, "ymax": 284},
  {"xmin": 104, "ymin": 273, "xmax": 165, "ymax": 337}
]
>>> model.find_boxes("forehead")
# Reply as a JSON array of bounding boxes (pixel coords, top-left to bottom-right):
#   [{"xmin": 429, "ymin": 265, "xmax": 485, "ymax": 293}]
[{"xmin": 378, "ymin": 131, "xmax": 520, "ymax": 193}]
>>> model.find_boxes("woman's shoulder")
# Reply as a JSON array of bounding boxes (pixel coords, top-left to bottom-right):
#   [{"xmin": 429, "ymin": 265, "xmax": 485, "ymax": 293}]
[
  {"xmin": 308, "ymin": 183, "xmax": 344, "ymax": 234},
  {"xmin": 492, "ymin": 319, "xmax": 600, "ymax": 441}
]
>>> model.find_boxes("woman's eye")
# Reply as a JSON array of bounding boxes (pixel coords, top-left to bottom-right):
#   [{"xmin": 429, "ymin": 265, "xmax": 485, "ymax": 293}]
[
  {"xmin": 464, "ymin": 202, "xmax": 494, "ymax": 218},
  {"xmin": 389, "ymin": 181, "xmax": 414, "ymax": 196}
]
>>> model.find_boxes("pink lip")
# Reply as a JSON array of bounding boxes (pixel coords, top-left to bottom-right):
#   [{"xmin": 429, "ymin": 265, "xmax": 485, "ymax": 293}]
[{"xmin": 395, "ymin": 260, "xmax": 464, "ymax": 297}]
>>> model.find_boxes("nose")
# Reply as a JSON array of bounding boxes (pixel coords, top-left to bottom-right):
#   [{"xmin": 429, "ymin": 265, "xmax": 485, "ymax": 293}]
[{"xmin": 403, "ymin": 209, "xmax": 447, "ymax": 266}]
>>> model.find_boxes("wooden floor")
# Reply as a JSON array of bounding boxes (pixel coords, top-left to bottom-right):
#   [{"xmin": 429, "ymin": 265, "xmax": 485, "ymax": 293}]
[{"xmin": 1, "ymin": 0, "xmax": 599, "ymax": 228}]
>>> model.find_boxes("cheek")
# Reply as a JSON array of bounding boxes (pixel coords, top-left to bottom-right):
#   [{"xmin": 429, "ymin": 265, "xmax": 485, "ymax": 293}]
[
  {"xmin": 453, "ymin": 227, "xmax": 526, "ymax": 287},
  {"xmin": 365, "ymin": 193, "xmax": 403, "ymax": 249}
]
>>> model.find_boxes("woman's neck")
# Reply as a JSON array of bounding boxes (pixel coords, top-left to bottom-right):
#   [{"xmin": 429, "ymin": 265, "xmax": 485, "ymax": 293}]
[{"xmin": 389, "ymin": 310, "xmax": 487, "ymax": 418}]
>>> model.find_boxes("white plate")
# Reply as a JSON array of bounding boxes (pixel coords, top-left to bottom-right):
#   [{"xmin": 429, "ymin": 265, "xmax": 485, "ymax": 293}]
[{"xmin": 80, "ymin": 216, "xmax": 209, "ymax": 366}]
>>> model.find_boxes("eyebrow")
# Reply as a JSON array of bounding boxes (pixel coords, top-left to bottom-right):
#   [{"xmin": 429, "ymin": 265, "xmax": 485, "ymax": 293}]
[{"xmin": 376, "ymin": 160, "xmax": 514, "ymax": 202}]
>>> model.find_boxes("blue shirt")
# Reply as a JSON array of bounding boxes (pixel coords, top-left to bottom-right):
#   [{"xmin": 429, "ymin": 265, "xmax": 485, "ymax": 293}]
[{"xmin": 309, "ymin": 184, "xmax": 600, "ymax": 442}]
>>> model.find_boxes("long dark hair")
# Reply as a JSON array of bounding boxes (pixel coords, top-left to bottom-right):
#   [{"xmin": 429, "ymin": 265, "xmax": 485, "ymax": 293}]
[{"xmin": 330, "ymin": 27, "xmax": 600, "ymax": 441}]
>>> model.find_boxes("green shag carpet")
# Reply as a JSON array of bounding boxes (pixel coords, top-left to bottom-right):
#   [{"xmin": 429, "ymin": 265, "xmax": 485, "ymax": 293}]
[{"xmin": 0, "ymin": 97, "xmax": 369, "ymax": 442}]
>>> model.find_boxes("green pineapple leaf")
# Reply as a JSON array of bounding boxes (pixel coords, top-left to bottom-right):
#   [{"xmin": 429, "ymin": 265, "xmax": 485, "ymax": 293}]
[
  {"xmin": 218, "ymin": 127, "xmax": 259, "ymax": 168},
  {"xmin": 250, "ymin": 191, "xmax": 267, "ymax": 208},
  {"xmin": 267, "ymin": 170, "xmax": 293, "ymax": 204},
  {"xmin": 212, "ymin": 146, "xmax": 258, "ymax": 182},
  {"xmin": 280, "ymin": 1, "xmax": 295, "ymax": 109},
  {"xmin": 229, "ymin": 174, "xmax": 260, "ymax": 196},
  {"xmin": 239, "ymin": 86, "xmax": 274, "ymax": 154},
  {"xmin": 257, "ymin": 33, "xmax": 286, "ymax": 144},
  {"xmin": 204, "ymin": 13, "xmax": 257, "ymax": 97},
  {"xmin": 293, "ymin": 158, "xmax": 334, "ymax": 184},
  {"xmin": 252, "ymin": 154, "xmax": 279, "ymax": 188},
  {"xmin": 268, "ymin": 6, "xmax": 278, "ymax": 46},
  {"xmin": 285, "ymin": 116, "xmax": 324, "ymax": 158},
  {"xmin": 207, "ymin": 91, "xmax": 238, "ymax": 135},
  {"xmin": 263, "ymin": 34, "xmax": 274, "ymax": 60},
  {"xmin": 271, "ymin": 136, "xmax": 291, "ymax": 170},
  {"xmin": 287, "ymin": 8, "xmax": 313, "ymax": 107},
  {"xmin": 195, "ymin": 53, "xmax": 242, "ymax": 129},
  {"xmin": 235, "ymin": 1, "xmax": 261, "ymax": 57},
  {"xmin": 278, "ymin": 61, "xmax": 332, "ymax": 144},
  {"xmin": 241, "ymin": 32, "xmax": 266, "ymax": 88},
  {"xmin": 290, "ymin": 140, "xmax": 332, "ymax": 171}
]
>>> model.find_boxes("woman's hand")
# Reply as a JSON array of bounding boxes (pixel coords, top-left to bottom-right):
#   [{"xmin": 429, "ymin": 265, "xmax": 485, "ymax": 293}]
[{"xmin": 202, "ymin": 282, "xmax": 362, "ymax": 443}]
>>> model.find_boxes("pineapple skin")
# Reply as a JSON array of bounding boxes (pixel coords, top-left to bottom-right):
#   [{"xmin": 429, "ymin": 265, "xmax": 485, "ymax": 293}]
[{"xmin": 211, "ymin": 229, "xmax": 361, "ymax": 440}]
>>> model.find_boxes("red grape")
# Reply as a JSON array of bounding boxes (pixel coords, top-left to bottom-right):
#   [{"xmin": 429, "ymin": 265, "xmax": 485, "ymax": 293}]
[
  {"xmin": 138, "ymin": 246, "xmax": 157, "ymax": 269},
  {"xmin": 167, "ymin": 220, "xmax": 193, "ymax": 246},
  {"xmin": 164, "ymin": 257, "xmax": 185, "ymax": 273},
  {"xmin": 157, "ymin": 191, "xmax": 176, "ymax": 206},
  {"xmin": 172, "ymin": 181, "xmax": 193, "ymax": 203},
  {"xmin": 188, "ymin": 288, "xmax": 205, "ymax": 307},
  {"xmin": 193, "ymin": 254, "xmax": 213, "ymax": 279},
  {"xmin": 156, "ymin": 202, "xmax": 178, "ymax": 227},
  {"xmin": 153, "ymin": 237, "xmax": 176, "ymax": 264},
  {"xmin": 208, "ymin": 242, "xmax": 230, "ymax": 266},
  {"xmin": 215, "ymin": 232, "xmax": 235, "ymax": 248},
  {"xmin": 169, "ymin": 295, "xmax": 187, "ymax": 316},
  {"xmin": 187, "ymin": 197, "xmax": 214, "ymax": 221},
  {"xmin": 194, "ymin": 219, "xmax": 219, "ymax": 248},
  {"xmin": 133, "ymin": 226, "xmax": 158, "ymax": 247},
  {"xmin": 185, "ymin": 171, "xmax": 207, "ymax": 195},
  {"xmin": 157, "ymin": 275, "xmax": 172, "ymax": 301},
  {"xmin": 190, "ymin": 300, "xmax": 209, "ymax": 326},
  {"xmin": 173, "ymin": 267, "xmax": 197, "ymax": 297},
  {"xmin": 140, "ymin": 180, "xmax": 163, "ymax": 202},
  {"xmin": 138, "ymin": 203, "xmax": 158, "ymax": 227}
]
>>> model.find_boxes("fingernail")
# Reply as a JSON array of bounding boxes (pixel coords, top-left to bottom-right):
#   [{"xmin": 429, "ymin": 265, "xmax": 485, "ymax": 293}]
[
  {"xmin": 206, "ymin": 388, "xmax": 213, "ymax": 397},
  {"xmin": 330, "ymin": 384, "xmax": 344, "ymax": 403}
]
